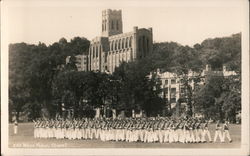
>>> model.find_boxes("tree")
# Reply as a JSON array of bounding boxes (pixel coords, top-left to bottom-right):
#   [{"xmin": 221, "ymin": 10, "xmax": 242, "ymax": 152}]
[
  {"xmin": 217, "ymin": 75, "xmax": 241, "ymax": 122},
  {"xmin": 193, "ymin": 75, "xmax": 229, "ymax": 120},
  {"xmin": 113, "ymin": 60, "xmax": 165, "ymax": 117},
  {"xmin": 9, "ymin": 43, "xmax": 34, "ymax": 121}
]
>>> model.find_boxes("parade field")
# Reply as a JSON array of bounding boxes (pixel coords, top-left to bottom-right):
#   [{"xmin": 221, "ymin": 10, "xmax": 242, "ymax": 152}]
[{"xmin": 9, "ymin": 123, "xmax": 241, "ymax": 148}]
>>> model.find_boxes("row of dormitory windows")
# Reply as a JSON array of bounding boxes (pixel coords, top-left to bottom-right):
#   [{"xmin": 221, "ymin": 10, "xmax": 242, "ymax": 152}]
[
  {"xmin": 160, "ymin": 79, "xmax": 177, "ymax": 85},
  {"xmin": 162, "ymin": 88, "xmax": 178, "ymax": 101},
  {"xmin": 109, "ymin": 37, "xmax": 132, "ymax": 51},
  {"xmin": 102, "ymin": 20, "xmax": 119, "ymax": 32}
]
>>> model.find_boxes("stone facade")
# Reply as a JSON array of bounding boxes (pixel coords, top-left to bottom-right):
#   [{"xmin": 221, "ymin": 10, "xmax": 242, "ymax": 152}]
[{"xmin": 88, "ymin": 9, "xmax": 153, "ymax": 73}]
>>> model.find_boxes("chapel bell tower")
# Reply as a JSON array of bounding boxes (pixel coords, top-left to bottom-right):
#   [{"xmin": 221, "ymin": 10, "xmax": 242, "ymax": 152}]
[{"xmin": 101, "ymin": 9, "xmax": 123, "ymax": 37}]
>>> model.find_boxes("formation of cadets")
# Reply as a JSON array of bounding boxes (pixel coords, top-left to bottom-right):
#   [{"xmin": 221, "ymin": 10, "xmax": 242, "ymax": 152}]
[{"xmin": 33, "ymin": 117, "xmax": 232, "ymax": 143}]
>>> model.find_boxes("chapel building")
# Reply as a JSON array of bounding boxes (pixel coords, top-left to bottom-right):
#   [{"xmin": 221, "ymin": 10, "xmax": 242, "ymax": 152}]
[{"xmin": 88, "ymin": 9, "xmax": 153, "ymax": 73}]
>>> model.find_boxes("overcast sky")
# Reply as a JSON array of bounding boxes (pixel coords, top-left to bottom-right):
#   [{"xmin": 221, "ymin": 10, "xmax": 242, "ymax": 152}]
[{"xmin": 4, "ymin": 0, "xmax": 247, "ymax": 47}]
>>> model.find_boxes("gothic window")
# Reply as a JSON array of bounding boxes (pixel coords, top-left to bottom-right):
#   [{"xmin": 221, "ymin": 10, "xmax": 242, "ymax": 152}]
[
  {"xmin": 116, "ymin": 20, "xmax": 119, "ymax": 30},
  {"xmin": 121, "ymin": 38, "xmax": 125, "ymax": 49},
  {"xmin": 115, "ymin": 40, "xmax": 117, "ymax": 50},
  {"xmin": 93, "ymin": 46, "xmax": 95, "ymax": 58},
  {"xmin": 102, "ymin": 23, "xmax": 104, "ymax": 32},
  {"xmin": 104, "ymin": 53, "xmax": 107, "ymax": 62},
  {"xmin": 113, "ymin": 41, "xmax": 116, "ymax": 51},
  {"xmin": 96, "ymin": 46, "xmax": 98, "ymax": 57},
  {"xmin": 110, "ymin": 42, "xmax": 112, "ymax": 51},
  {"xmin": 125, "ymin": 37, "xmax": 129, "ymax": 48},
  {"xmin": 129, "ymin": 37, "xmax": 132, "ymax": 47},
  {"xmin": 111, "ymin": 20, "xmax": 114, "ymax": 30},
  {"xmin": 139, "ymin": 38, "xmax": 142, "ymax": 51},
  {"xmin": 118, "ymin": 39, "xmax": 121, "ymax": 50},
  {"xmin": 105, "ymin": 20, "xmax": 107, "ymax": 31}
]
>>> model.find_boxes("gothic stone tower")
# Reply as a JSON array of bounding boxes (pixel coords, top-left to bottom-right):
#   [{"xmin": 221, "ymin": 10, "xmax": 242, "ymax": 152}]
[
  {"xmin": 88, "ymin": 9, "xmax": 153, "ymax": 73},
  {"xmin": 102, "ymin": 9, "xmax": 123, "ymax": 37}
]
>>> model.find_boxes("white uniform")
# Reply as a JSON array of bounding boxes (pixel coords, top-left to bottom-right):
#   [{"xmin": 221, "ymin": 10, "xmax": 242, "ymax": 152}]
[
  {"xmin": 222, "ymin": 122, "xmax": 232, "ymax": 142},
  {"xmin": 213, "ymin": 123, "xmax": 223, "ymax": 142}
]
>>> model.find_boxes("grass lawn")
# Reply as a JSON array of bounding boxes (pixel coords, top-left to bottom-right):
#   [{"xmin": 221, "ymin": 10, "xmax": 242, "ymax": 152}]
[{"xmin": 9, "ymin": 123, "xmax": 241, "ymax": 148}]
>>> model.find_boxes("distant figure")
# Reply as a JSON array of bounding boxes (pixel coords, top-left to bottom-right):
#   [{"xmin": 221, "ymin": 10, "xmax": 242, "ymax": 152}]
[
  {"xmin": 213, "ymin": 120, "xmax": 223, "ymax": 142},
  {"xmin": 222, "ymin": 120, "xmax": 232, "ymax": 143},
  {"xmin": 14, "ymin": 119, "xmax": 18, "ymax": 134}
]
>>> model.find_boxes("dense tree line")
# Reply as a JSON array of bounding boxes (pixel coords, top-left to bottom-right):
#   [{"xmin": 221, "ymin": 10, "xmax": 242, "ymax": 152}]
[
  {"xmin": 9, "ymin": 33, "xmax": 241, "ymax": 122},
  {"xmin": 9, "ymin": 37, "xmax": 90, "ymax": 121}
]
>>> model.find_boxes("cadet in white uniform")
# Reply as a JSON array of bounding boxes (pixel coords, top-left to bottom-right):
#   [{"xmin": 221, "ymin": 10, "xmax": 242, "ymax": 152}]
[
  {"xmin": 213, "ymin": 120, "xmax": 223, "ymax": 142},
  {"xmin": 222, "ymin": 121, "xmax": 232, "ymax": 143}
]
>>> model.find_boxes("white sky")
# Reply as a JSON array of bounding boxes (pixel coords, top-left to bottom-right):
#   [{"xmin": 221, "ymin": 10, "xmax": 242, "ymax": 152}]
[{"xmin": 4, "ymin": 0, "xmax": 247, "ymax": 46}]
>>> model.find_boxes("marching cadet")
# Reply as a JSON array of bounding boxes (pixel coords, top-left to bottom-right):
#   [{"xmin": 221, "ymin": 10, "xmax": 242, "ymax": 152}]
[
  {"xmin": 13, "ymin": 119, "xmax": 18, "ymax": 135},
  {"xmin": 125, "ymin": 121, "xmax": 130, "ymax": 142},
  {"xmin": 32, "ymin": 116, "xmax": 234, "ymax": 144},
  {"xmin": 174, "ymin": 120, "xmax": 181, "ymax": 143},
  {"xmin": 58, "ymin": 119, "xmax": 64, "ymax": 139},
  {"xmin": 222, "ymin": 120, "xmax": 232, "ymax": 143},
  {"xmin": 142, "ymin": 120, "xmax": 149, "ymax": 143},
  {"xmin": 138, "ymin": 120, "xmax": 144, "ymax": 142},
  {"xmin": 99, "ymin": 120, "xmax": 104, "ymax": 141},
  {"xmin": 152, "ymin": 120, "xmax": 158, "ymax": 142},
  {"xmin": 157, "ymin": 120, "xmax": 164, "ymax": 143},
  {"xmin": 179, "ymin": 120, "xmax": 185, "ymax": 143},
  {"xmin": 95, "ymin": 120, "xmax": 101, "ymax": 140},
  {"xmin": 163, "ymin": 120, "xmax": 170, "ymax": 143},
  {"xmin": 62, "ymin": 119, "xmax": 67, "ymax": 139},
  {"xmin": 82, "ymin": 119, "xmax": 87, "ymax": 140},
  {"xmin": 54, "ymin": 119, "xmax": 59, "ymax": 139},
  {"xmin": 44, "ymin": 119, "xmax": 49, "ymax": 138},
  {"xmin": 33, "ymin": 119, "xmax": 37, "ymax": 138},
  {"xmin": 195, "ymin": 120, "xmax": 202, "ymax": 143},
  {"xmin": 213, "ymin": 120, "xmax": 223, "ymax": 143},
  {"xmin": 183, "ymin": 120, "xmax": 190, "ymax": 143},
  {"xmin": 169, "ymin": 121, "xmax": 175, "ymax": 143},
  {"xmin": 202, "ymin": 120, "xmax": 212, "ymax": 143},
  {"xmin": 75, "ymin": 119, "xmax": 82, "ymax": 139},
  {"xmin": 189, "ymin": 119, "xmax": 196, "ymax": 143}
]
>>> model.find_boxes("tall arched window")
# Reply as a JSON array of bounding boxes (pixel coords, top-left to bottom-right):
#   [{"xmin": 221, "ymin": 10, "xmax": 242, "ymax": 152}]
[
  {"xmin": 93, "ymin": 45, "xmax": 95, "ymax": 57},
  {"xmin": 116, "ymin": 20, "xmax": 119, "ymax": 30},
  {"xmin": 129, "ymin": 37, "xmax": 132, "ymax": 47},
  {"xmin": 96, "ymin": 46, "xmax": 98, "ymax": 57},
  {"xmin": 113, "ymin": 41, "xmax": 115, "ymax": 51},
  {"xmin": 104, "ymin": 20, "xmax": 106, "ymax": 31},
  {"xmin": 138, "ymin": 38, "xmax": 142, "ymax": 51},
  {"xmin": 110, "ymin": 42, "xmax": 113, "ymax": 51},
  {"xmin": 125, "ymin": 37, "xmax": 129, "ymax": 48},
  {"xmin": 118, "ymin": 39, "xmax": 121, "ymax": 50},
  {"xmin": 142, "ymin": 36, "xmax": 146, "ymax": 56},
  {"xmin": 111, "ymin": 20, "xmax": 114, "ymax": 30},
  {"xmin": 122, "ymin": 38, "xmax": 125, "ymax": 49},
  {"xmin": 115, "ymin": 40, "xmax": 117, "ymax": 50},
  {"xmin": 116, "ymin": 40, "xmax": 119, "ymax": 50}
]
